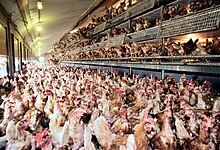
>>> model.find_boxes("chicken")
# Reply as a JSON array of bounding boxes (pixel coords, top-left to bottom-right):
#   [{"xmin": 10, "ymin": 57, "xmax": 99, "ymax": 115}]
[
  {"xmin": 135, "ymin": 18, "xmax": 144, "ymax": 32},
  {"xmin": 181, "ymin": 113, "xmax": 220, "ymax": 150},
  {"xmin": 34, "ymin": 128, "xmax": 52, "ymax": 150},
  {"xmin": 181, "ymin": 102, "xmax": 199, "ymax": 137},
  {"xmin": 144, "ymin": 19, "xmax": 151, "ymax": 29},
  {"xmin": 0, "ymin": 100, "xmax": 13, "ymax": 135},
  {"xmin": 133, "ymin": 121, "xmax": 148, "ymax": 149},
  {"xmin": 131, "ymin": 87, "xmax": 145, "ymax": 113},
  {"xmin": 212, "ymin": 36, "xmax": 220, "ymax": 54},
  {"xmin": 89, "ymin": 108, "xmax": 99, "ymax": 124},
  {"xmin": 196, "ymin": 89, "xmax": 207, "ymax": 109},
  {"xmin": 212, "ymin": 97, "xmax": 220, "ymax": 112},
  {"xmin": 93, "ymin": 115, "xmax": 114, "ymax": 149},
  {"xmin": 50, "ymin": 119, "xmax": 69, "ymax": 147},
  {"xmin": 44, "ymin": 95, "xmax": 54, "ymax": 119},
  {"xmin": 0, "ymin": 57, "xmax": 7, "ymax": 71},
  {"xmin": 196, "ymin": 42, "xmax": 208, "ymax": 55},
  {"xmin": 152, "ymin": 100, "xmax": 177, "ymax": 150},
  {"xmin": 49, "ymin": 102, "xmax": 69, "ymax": 147},
  {"xmin": 0, "ymin": 120, "xmax": 15, "ymax": 149},
  {"xmin": 97, "ymin": 91, "xmax": 110, "ymax": 119},
  {"xmin": 9, "ymin": 118, "xmax": 36, "ymax": 150},
  {"xmin": 183, "ymin": 38, "xmax": 198, "ymax": 55},
  {"xmin": 80, "ymin": 125, "xmax": 96, "ymax": 150},
  {"xmin": 187, "ymin": 1, "xmax": 202, "ymax": 13},
  {"xmin": 119, "ymin": 134, "xmax": 136, "ymax": 150},
  {"xmin": 117, "ymin": 1, "xmax": 126, "ymax": 14},
  {"xmin": 152, "ymin": 88, "xmax": 162, "ymax": 115},
  {"xmin": 68, "ymin": 109, "xmax": 84, "ymax": 149},
  {"xmin": 11, "ymin": 94, "xmax": 27, "ymax": 119},
  {"xmin": 24, "ymin": 108, "xmax": 41, "ymax": 130},
  {"xmin": 111, "ymin": 112, "xmax": 151, "ymax": 150},
  {"xmin": 110, "ymin": 134, "xmax": 130, "ymax": 149},
  {"xmin": 156, "ymin": 17, "xmax": 160, "ymax": 26},
  {"xmin": 76, "ymin": 78, "xmax": 81, "ymax": 94},
  {"xmin": 168, "ymin": 5, "xmax": 178, "ymax": 18},
  {"xmin": 1, "ymin": 61, "xmax": 220, "ymax": 150},
  {"xmin": 111, "ymin": 105, "xmax": 130, "ymax": 134},
  {"xmin": 174, "ymin": 114, "xmax": 191, "ymax": 144},
  {"xmin": 35, "ymin": 92, "xmax": 45, "ymax": 111}
]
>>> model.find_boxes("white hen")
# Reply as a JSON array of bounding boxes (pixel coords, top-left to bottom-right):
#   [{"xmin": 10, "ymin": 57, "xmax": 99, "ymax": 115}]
[
  {"xmin": 50, "ymin": 102, "xmax": 69, "ymax": 147},
  {"xmin": 0, "ymin": 120, "xmax": 15, "ymax": 148},
  {"xmin": 35, "ymin": 93, "xmax": 45, "ymax": 111},
  {"xmin": 119, "ymin": 134, "xmax": 136, "ymax": 150},
  {"xmin": 50, "ymin": 120, "xmax": 69, "ymax": 147},
  {"xmin": 93, "ymin": 115, "xmax": 114, "ymax": 149},
  {"xmin": 80, "ymin": 126, "xmax": 96, "ymax": 150}
]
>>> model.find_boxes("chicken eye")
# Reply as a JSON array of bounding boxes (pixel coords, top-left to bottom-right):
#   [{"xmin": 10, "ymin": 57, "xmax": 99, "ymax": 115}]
[{"xmin": 146, "ymin": 122, "xmax": 151, "ymax": 125}]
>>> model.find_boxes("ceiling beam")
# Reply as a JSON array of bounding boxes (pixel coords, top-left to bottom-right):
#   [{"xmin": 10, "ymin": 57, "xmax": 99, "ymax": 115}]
[{"xmin": 16, "ymin": 0, "xmax": 35, "ymax": 46}]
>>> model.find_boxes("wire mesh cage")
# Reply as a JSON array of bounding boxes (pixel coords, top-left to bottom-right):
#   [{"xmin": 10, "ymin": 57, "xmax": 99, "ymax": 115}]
[
  {"xmin": 93, "ymin": 22, "xmax": 107, "ymax": 34},
  {"xmin": 107, "ymin": 12, "xmax": 126, "ymax": 27},
  {"xmin": 158, "ymin": 5, "xmax": 220, "ymax": 38},
  {"xmin": 125, "ymin": 26, "xmax": 159, "ymax": 43},
  {"xmin": 86, "ymin": 29, "xmax": 94, "ymax": 36},
  {"xmin": 81, "ymin": 41, "xmax": 107, "ymax": 53},
  {"xmin": 124, "ymin": 0, "xmax": 156, "ymax": 20},
  {"xmin": 106, "ymin": 33, "xmax": 126, "ymax": 48}
]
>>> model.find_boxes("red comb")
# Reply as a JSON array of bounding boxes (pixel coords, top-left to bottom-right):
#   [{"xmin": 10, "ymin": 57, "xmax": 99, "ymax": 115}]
[
  {"xmin": 7, "ymin": 91, "xmax": 16, "ymax": 98},
  {"xmin": 34, "ymin": 128, "xmax": 50, "ymax": 142},
  {"xmin": 80, "ymin": 104, "xmax": 87, "ymax": 110}
]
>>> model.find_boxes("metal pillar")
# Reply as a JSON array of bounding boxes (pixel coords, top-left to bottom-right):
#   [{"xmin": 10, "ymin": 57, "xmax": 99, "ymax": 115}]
[
  {"xmin": 6, "ymin": 21, "xmax": 14, "ymax": 77},
  {"xmin": 161, "ymin": 69, "xmax": 165, "ymax": 79}
]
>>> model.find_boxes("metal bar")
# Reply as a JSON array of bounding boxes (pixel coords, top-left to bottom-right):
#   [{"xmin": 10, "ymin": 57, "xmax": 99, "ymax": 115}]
[
  {"xmin": 67, "ymin": 55, "xmax": 220, "ymax": 62},
  {"xmin": 61, "ymin": 61, "xmax": 220, "ymax": 75}
]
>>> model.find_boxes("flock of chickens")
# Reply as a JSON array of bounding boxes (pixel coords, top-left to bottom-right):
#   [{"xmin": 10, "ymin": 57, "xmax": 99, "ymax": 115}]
[
  {"xmin": 1, "ymin": 1, "xmax": 219, "ymax": 149},
  {"xmin": 68, "ymin": 0, "xmax": 128, "ymax": 42},
  {"xmin": 49, "ymin": 0, "xmax": 220, "ymax": 62},
  {"xmin": 53, "ymin": 0, "xmax": 220, "ymax": 55},
  {"xmin": 163, "ymin": 0, "xmax": 220, "ymax": 20},
  {"xmin": 0, "ymin": 62, "xmax": 219, "ymax": 150},
  {"xmin": 66, "ymin": 37, "xmax": 220, "ymax": 60}
]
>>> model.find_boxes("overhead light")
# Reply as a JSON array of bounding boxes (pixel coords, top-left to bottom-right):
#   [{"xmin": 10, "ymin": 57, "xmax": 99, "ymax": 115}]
[
  {"xmin": 37, "ymin": 25, "xmax": 42, "ymax": 31},
  {"xmin": 39, "ymin": 57, "xmax": 44, "ymax": 62},
  {"xmin": 37, "ymin": 41, "xmax": 42, "ymax": 45},
  {"xmin": 37, "ymin": 0, "xmax": 43, "ymax": 10},
  {"xmin": 187, "ymin": 34, "xmax": 197, "ymax": 41}
]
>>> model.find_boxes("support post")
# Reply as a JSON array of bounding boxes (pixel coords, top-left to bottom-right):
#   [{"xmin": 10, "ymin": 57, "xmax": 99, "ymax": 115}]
[
  {"xmin": 128, "ymin": 18, "xmax": 132, "ymax": 32},
  {"xmin": 161, "ymin": 69, "xmax": 165, "ymax": 79},
  {"xmin": 161, "ymin": 38, "xmax": 165, "ymax": 55},
  {"xmin": 19, "ymin": 42, "xmax": 23, "ymax": 70},
  {"xmin": 6, "ymin": 21, "xmax": 14, "ymax": 77}
]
